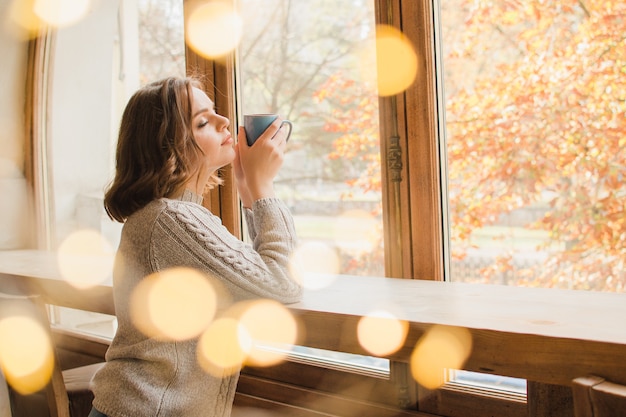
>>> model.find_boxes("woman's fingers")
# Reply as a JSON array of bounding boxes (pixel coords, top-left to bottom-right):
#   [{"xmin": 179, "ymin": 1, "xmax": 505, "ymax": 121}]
[
  {"xmin": 273, "ymin": 122, "xmax": 290, "ymax": 148},
  {"xmin": 236, "ymin": 118, "xmax": 287, "ymax": 180},
  {"xmin": 254, "ymin": 118, "xmax": 284, "ymax": 144}
]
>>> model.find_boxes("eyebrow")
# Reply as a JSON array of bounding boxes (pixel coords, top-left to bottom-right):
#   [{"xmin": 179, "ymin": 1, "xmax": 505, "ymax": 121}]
[
  {"xmin": 192, "ymin": 108, "xmax": 209, "ymax": 119},
  {"xmin": 192, "ymin": 102, "xmax": 215, "ymax": 119}
]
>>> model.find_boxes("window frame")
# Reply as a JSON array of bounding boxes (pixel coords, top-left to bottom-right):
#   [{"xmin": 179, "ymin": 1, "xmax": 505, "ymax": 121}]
[
  {"xmin": 184, "ymin": 1, "xmax": 421, "ymax": 412},
  {"xmin": 25, "ymin": 27, "xmax": 55, "ymax": 251},
  {"xmin": 375, "ymin": 0, "xmax": 446, "ymax": 282}
]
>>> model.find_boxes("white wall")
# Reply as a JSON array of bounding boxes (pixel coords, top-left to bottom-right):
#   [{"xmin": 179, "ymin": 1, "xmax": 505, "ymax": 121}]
[
  {"xmin": 49, "ymin": 0, "xmax": 131, "ymax": 245},
  {"xmin": 50, "ymin": 0, "xmax": 119, "ymax": 241}
]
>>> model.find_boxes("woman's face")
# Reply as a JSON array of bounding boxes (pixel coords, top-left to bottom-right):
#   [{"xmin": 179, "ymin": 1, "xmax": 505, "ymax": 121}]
[{"xmin": 190, "ymin": 86, "xmax": 234, "ymax": 172}]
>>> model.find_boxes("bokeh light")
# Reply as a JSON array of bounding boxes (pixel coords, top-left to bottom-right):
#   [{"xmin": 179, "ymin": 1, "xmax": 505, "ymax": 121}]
[
  {"xmin": 6, "ymin": 0, "xmax": 45, "ymax": 39},
  {"xmin": 289, "ymin": 241, "xmax": 340, "ymax": 290},
  {"xmin": 57, "ymin": 229, "xmax": 114, "ymax": 289},
  {"xmin": 34, "ymin": 0, "xmax": 91, "ymax": 27},
  {"xmin": 185, "ymin": 1, "xmax": 243, "ymax": 59},
  {"xmin": 0, "ymin": 315, "xmax": 54, "ymax": 395},
  {"xmin": 410, "ymin": 325, "xmax": 472, "ymax": 389},
  {"xmin": 196, "ymin": 317, "xmax": 250, "ymax": 377},
  {"xmin": 130, "ymin": 267, "xmax": 219, "ymax": 341},
  {"xmin": 375, "ymin": 24, "xmax": 418, "ymax": 97},
  {"xmin": 238, "ymin": 299, "xmax": 298, "ymax": 367},
  {"xmin": 357, "ymin": 310, "xmax": 408, "ymax": 356},
  {"xmin": 5, "ymin": 0, "xmax": 90, "ymax": 39}
]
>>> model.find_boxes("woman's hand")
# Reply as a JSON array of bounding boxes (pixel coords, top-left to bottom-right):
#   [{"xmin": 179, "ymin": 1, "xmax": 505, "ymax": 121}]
[{"xmin": 234, "ymin": 118, "xmax": 289, "ymax": 207}]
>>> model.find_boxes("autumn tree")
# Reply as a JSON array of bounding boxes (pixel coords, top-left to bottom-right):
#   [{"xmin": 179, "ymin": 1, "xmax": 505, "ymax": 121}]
[
  {"xmin": 312, "ymin": 72, "xmax": 384, "ymax": 276},
  {"xmin": 317, "ymin": 0, "xmax": 626, "ymax": 291},
  {"xmin": 446, "ymin": 0, "xmax": 626, "ymax": 291},
  {"xmin": 313, "ymin": 73, "xmax": 381, "ymax": 196}
]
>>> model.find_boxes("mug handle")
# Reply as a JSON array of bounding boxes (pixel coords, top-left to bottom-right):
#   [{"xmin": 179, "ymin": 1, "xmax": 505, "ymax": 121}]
[{"xmin": 280, "ymin": 120, "xmax": 293, "ymax": 142}]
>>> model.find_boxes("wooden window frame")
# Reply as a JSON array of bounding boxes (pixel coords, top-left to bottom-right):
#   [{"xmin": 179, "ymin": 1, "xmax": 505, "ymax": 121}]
[
  {"xmin": 376, "ymin": 0, "xmax": 446, "ymax": 282},
  {"xmin": 25, "ymin": 26, "xmax": 56, "ymax": 250},
  {"xmin": 182, "ymin": 6, "xmax": 418, "ymax": 411}
]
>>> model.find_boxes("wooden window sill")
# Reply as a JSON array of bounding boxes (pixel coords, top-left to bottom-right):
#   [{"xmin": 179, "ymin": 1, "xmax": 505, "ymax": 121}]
[{"xmin": 1, "ymin": 249, "xmax": 625, "ymax": 388}]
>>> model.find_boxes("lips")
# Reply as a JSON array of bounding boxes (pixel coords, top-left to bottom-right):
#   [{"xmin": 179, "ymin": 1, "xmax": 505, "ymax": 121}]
[{"xmin": 222, "ymin": 135, "xmax": 233, "ymax": 145}]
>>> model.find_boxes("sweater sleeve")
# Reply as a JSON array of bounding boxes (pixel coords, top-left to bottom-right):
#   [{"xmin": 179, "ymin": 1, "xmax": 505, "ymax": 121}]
[
  {"xmin": 243, "ymin": 207, "xmax": 256, "ymax": 242},
  {"xmin": 149, "ymin": 198, "xmax": 302, "ymax": 304}
]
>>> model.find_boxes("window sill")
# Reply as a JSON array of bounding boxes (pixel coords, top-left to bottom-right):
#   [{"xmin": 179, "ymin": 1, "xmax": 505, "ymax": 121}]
[{"xmin": 1, "ymin": 249, "xmax": 625, "ymax": 387}]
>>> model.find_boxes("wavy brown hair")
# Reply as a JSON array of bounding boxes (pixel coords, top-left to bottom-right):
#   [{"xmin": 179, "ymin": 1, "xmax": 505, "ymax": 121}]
[{"xmin": 104, "ymin": 77, "xmax": 221, "ymax": 222}]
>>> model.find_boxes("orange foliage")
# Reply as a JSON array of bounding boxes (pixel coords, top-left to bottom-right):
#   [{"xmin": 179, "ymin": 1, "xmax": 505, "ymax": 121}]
[
  {"xmin": 314, "ymin": 1, "xmax": 626, "ymax": 290},
  {"xmin": 447, "ymin": 0, "xmax": 626, "ymax": 290},
  {"xmin": 313, "ymin": 72, "xmax": 381, "ymax": 194}
]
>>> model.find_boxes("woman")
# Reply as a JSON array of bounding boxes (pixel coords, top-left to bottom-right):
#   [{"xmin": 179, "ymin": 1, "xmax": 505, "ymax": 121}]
[{"xmin": 89, "ymin": 77, "xmax": 302, "ymax": 417}]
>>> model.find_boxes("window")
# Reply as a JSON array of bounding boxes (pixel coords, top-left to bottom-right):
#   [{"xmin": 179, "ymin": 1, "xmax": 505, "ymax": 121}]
[
  {"xmin": 43, "ymin": 0, "xmax": 394, "ymax": 381},
  {"xmin": 237, "ymin": 0, "xmax": 385, "ymax": 279},
  {"xmin": 427, "ymin": 0, "xmax": 625, "ymax": 410},
  {"xmin": 34, "ymin": 0, "xmax": 403, "ymax": 410},
  {"xmin": 442, "ymin": 0, "xmax": 626, "ymax": 293},
  {"xmin": 235, "ymin": 0, "xmax": 392, "ymax": 377}
]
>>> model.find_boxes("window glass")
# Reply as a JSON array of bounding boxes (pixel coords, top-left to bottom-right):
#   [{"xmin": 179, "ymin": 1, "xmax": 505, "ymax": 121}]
[
  {"xmin": 442, "ymin": 0, "xmax": 626, "ymax": 292},
  {"xmin": 236, "ymin": 0, "xmax": 389, "ymax": 373},
  {"xmin": 237, "ymin": 0, "xmax": 384, "ymax": 279}
]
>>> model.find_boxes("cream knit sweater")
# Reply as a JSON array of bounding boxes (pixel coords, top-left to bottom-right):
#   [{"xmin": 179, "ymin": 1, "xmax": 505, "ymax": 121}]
[{"xmin": 91, "ymin": 191, "xmax": 302, "ymax": 417}]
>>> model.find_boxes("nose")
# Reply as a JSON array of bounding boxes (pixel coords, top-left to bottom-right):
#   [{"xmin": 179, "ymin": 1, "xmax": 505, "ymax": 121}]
[{"xmin": 217, "ymin": 113, "xmax": 230, "ymax": 130}]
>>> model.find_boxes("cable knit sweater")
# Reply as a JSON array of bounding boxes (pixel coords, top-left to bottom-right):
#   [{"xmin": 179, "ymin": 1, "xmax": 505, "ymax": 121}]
[{"xmin": 91, "ymin": 190, "xmax": 302, "ymax": 417}]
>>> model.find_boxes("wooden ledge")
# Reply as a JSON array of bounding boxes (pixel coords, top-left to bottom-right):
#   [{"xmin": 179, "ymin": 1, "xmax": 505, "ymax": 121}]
[
  {"xmin": 289, "ymin": 276, "xmax": 626, "ymax": 386},
  {"xmin": 1, "ymin": 250, "xmax": 626, "ymax": 387},
  {"xmin": 0, "ymin": 250, "xmax": 114, "ymax": 315}
]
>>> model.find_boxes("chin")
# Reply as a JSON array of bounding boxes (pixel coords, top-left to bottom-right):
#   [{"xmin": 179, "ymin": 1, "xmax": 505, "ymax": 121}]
[{"xmin": 220, "ymin": 154, "xmax": 236, "ymax": 168}]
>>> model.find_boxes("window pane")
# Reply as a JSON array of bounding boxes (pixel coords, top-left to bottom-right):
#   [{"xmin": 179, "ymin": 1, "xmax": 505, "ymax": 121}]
[
  {"xmin": 442, "ymin": 0, "xmax": 626, "ymax": 292},
  {"xmin": 237, "ymin": 0, "xmax": 388, "ymax": 373},
  {"xmin": 237, "ymin": 0, "xmax": 384, "ymax": 279},
  {"xmin": 447, "ymin": 370, "xmax": 526, "ymax": 396}
]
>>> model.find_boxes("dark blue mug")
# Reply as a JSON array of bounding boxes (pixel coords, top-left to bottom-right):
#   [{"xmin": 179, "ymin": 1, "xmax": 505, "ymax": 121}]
[{"xmin": 243, "ymin": 114, "xmax": 293, "ymax": 146}]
